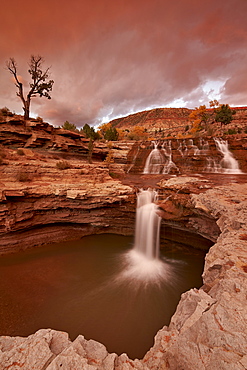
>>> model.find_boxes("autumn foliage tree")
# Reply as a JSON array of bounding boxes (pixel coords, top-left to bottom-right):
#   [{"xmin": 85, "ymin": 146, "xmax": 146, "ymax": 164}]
[
  {"xmin": 98, "ymin": 123, "xmax": 119, "ymax": 141},
  {"xmin": 189, "ymin": 105, "xmax": 210, "ymax": 133},
  {"xmin": 6, "ymin": 55, "xmax": 54, "ymax": 120}
]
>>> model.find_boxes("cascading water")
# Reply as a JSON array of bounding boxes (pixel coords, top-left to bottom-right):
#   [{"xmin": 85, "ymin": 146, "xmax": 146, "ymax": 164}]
[
  {"xmin": 214, "ymin": 138, "xmax": 242, "ymax": 174},
  {"xmin": 162, "ymin": 141, "xmax": 179, "ymax": 174},
  {"xmin": 134, "ymin": 189, "xmax": 161, "ymax": 259},
  {"xmin": 143, "ymin": 141, "xmax": 179, "ymax": 175},
  {"xmin": 143, "ymin": 141, "xmax": 164, "ymax": 174},
  {"xmin": 115, "ymin": 189, "xmax": 174, "ymax": 285},
  {"xmin": 206, "ymin": 138, "xmax": 242, "ymax": 174},
  {"xmin": 141, "ymin": 138, "xmax": 242, "ymax": 175}
]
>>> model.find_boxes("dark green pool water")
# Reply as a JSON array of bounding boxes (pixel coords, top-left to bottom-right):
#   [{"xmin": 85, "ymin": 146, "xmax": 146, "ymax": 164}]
[{"xmin": 0, "ymin": 234, "xmax": 206, "ymax": 359}]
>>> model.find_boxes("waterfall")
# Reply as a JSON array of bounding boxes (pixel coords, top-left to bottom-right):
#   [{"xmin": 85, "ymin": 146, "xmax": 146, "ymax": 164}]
[
  {"xmin": 214, "ymin": 138, "xmax": 242, "ymax": 174},
  {"xmin": 162, "ymin": 141, "xmax": 180, "ymax": 174},
  {"xmin": 114, "ymin": 189, "xmax": 177, "ymax": 285},
  {"xmin": 188, "ymin": 139, "xmax": 200, "ymax": 155},
  {"xmin": 134, "ymin": 189, "xmax": 161, "ymax": 259},
  {"xmin": 143, "ymin": 142, "xmax": 164, "ymax": 174}
]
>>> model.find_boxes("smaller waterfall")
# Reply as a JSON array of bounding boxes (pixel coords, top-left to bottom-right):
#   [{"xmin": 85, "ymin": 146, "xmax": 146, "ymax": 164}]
[
  {"xmin": 143, "ymin": 142, "xmax": 164, "ymax": 174},
  {"xmin": 162, "ymin": 141, "xmax": 179, "ymax": 174},
  {"xmin": 134, "ymin": 189, "xmax": 161, "ymax": 259},
  {"xmin": 187, "ymin": 139, "xmax": 200, "ymax": 155},
  {"xmin": 206, "ymin": 138, "xmax": 242, "ymax": 174},
  {"xmin": 214, "ymin": 138, "xmax": 242, "ymax": 174}
]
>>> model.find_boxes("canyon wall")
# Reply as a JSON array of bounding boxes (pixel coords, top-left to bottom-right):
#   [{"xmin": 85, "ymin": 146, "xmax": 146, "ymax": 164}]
[
  {"xmin": 0, "ymin": 113, "xmax": 247, "ymax": 369},
  {"xmin": 0, "ymin": 157, "xmax": 136, "ymax": 254},
  {"xmin": 1, "ymin": 178, "xmax": 246, "ymax": 369}
]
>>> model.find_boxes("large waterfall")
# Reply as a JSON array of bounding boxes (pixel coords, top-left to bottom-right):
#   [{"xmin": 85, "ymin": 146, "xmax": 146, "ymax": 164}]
[
  {"xmin": 134, "ymin": 189, "xmax": 161, "ymax": 259},
  {"xmin": 115, "ymin": 189, "xmax": 174, "ymax": 285}
]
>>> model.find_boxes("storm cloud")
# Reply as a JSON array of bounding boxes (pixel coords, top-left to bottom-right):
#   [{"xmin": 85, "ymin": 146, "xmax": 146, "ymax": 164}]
[{"xmin": 1, "ymin": 0, "xmax": 247, "ymax": 127}]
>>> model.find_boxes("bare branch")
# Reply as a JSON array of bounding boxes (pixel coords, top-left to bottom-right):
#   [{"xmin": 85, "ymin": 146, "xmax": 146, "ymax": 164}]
[{"xmin": 6, "ymin": 55, "xmax": 54, "ymax": 120}]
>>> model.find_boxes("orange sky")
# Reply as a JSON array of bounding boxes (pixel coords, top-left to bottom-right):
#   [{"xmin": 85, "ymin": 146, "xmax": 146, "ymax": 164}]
[{"xmin": 1, "ymin": 0, "xmax": 247, "ymax": 127}]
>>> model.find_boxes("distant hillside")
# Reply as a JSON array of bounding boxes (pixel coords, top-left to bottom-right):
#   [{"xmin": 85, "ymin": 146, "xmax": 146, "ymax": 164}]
[
  {"xmin": 109, "ymin": 106, "xmax": 247, "ymax": 137},
  {"xmin": 110, "ymin": 108, "xmax": 191, "ymax": 136}
]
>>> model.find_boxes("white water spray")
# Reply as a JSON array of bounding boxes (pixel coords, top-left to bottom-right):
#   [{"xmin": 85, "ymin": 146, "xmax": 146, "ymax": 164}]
[
  {"xmin": 206, "ymin": 138, "xmax": 242, "ymax": 173},
  {"xmin": 214, "ymin": 138, "xmax": 242, "ymax": 174},
  {"xmin": 114, "ymin": 189, "xmax": 176, "ymax": 285},
  {"xmin": 143, "ymin": 142, "xmax": 164, "ymax": 174},
  {"xmin": 134, "ymin": 189, "xmax": 161, "ymax": 259},
  {"xmin": 162, "ymin": 141, "xmax": 179, "ymax": 174}
]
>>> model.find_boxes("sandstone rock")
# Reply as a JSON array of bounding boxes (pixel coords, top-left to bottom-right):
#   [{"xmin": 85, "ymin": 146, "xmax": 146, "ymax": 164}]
[
  {"xmin": 0, "ymin": 329, "xmax": 71, "ymax": 370},
  {"xmin": 1, "ymin": 116, "xmax": 247, "ymax": 369}
]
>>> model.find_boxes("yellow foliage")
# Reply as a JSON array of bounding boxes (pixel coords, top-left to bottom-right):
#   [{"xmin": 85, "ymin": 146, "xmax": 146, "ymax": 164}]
[
  {"xmin": 98, "ymin": 122, "xmax": 112, "ymax": 135},
  {"xmin": 190, "ymin": 119, "xmax": 201, "ymax": 134},
  {"xmin": 104, "ymin": 149, "xmax": 114, "ymax": 164},
  {"xmin": 209, "ymin": 100, "xmax": 219, "ymax": 108},
  {"xmin": 116, "ymin": 128, "xmax": 125, "ymax": 140}
]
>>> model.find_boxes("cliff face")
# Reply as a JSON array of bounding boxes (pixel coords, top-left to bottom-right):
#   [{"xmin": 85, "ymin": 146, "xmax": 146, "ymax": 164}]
[
  {"xmin": 1, "ymin": 179, "xmax": 246, "ymax": 370},
  {"xmin": 0, "ymin": 115, "xmax": 137, "ymax": 163},
  {"xmin": 0, "ymin": 153, "xmax": 135, "ymax": 254}
]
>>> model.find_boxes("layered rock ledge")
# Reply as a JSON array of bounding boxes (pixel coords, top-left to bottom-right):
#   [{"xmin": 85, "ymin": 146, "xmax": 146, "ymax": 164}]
[{"xmin": 1, "ymin": 178, "xmax": 246, "ymax": 369}]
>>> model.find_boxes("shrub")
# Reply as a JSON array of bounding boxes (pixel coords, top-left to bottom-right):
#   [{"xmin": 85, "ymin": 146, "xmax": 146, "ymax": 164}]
[
  {"xmin": 225, "ymin": 128, "xmax": 237, "ymax": 135},
  {"xmin": 16, "ymin": 171, "xmax": 32, "ymax": 182},
  {"xmin": 0, "ymin": 107, "xmax": 13, "ymax": 116},
  {"xmin": 56, "ymin": 160, "xmax": 71, "ymax": 170},
  {"xmin": 62, "ymin": 121, "xmax": 78, "ymax": 132},
  {"xmin": 16, "ymin": 149, "xmax": 25, "ymax": 156},
  {"xmin": 36, "ymin": 116, "xmax": 44, "ymax": 123},
  {"xmin": 109, "ymin": 171, "xmax": 120, "ymax": 179}
]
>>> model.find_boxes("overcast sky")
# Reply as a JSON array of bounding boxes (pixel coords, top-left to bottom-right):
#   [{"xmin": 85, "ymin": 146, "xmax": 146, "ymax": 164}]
[{"xmin": 1, "ymin": 0, "xmax": 247, "ymax": 127}]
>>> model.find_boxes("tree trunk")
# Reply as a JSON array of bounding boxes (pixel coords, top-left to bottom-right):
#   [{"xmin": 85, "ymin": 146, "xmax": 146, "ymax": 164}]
[{"xmin": 23, "ymin": 99, "xmax": 30, "ymax": 120}]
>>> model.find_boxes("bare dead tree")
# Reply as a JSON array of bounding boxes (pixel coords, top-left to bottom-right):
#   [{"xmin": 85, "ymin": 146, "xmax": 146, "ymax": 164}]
[{"xmin": 6, "ymin": 55, "xmax": 54, "ymax": 120}]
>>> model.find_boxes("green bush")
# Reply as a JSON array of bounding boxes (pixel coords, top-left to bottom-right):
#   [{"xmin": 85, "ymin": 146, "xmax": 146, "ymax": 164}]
[
  {"xmin": 62, "ymin": 121, "xmax": 78, "ymax": 132},
  {"xmin": 109, "ymin": 171, "xmax": 120, "ymax": 179},
  {"xmin": 56, "ymin": 160, "xmax": 71, "ymax": 170},
  {"xmin": 16, "ymin": 149, "xmax": 25, "ymax": 156},
  {"xmin": 225, "ymin": 128, "xmax": 237, "ymax": 135},
  {"xmin": 0, "ymin": 107, "xmax": 13, "ymax": 116}
]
